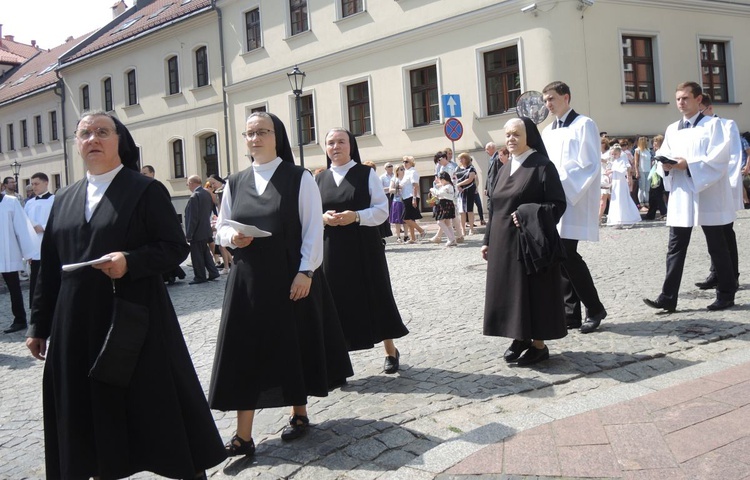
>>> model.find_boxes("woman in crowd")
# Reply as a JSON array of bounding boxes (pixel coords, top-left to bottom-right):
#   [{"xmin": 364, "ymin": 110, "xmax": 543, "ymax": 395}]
[
  {"xmin": 606, "ymin": 144, "xmax": 642, "ymax": 228},
  {"xmin": 455, "ymin": 153, "xmax": 478, "ymax": 236},
  {"xmin": 209, "ymin": 112, "xmax": 353, "ymax": 456},
  {"xmin": 634, "ymin": 136, "xmax": 653, "ymax": 211},
  {"xmin": 599, "ymin": 137, "xmax": 612, "ymax": 224},
  {"xmin": 390, "ymin": 165, "xmax": 407, "ymax": 242},
  {"xmin": 317, "ymin": 128, "xmax": 409, "ymax": 374},
  {"xmin": 26, "ymin": 111, "xmax": 226, "ymax": 479},
  {"xmin": 430, "ymin": 171, "xmax": 458, "ymax": 246},
  {"xmin": 400, "ymin": 156, "xmax": 426, "ymax": 243},
  {"xmin": 482, "ymin": 117, "xmax": 567, "ymax": 366}
]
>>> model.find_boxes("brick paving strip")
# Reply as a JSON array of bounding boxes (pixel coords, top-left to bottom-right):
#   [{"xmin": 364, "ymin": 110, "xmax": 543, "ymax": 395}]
[{"xmin": 1, "ymin": 212, "xmax": 749, "ymax": 479}]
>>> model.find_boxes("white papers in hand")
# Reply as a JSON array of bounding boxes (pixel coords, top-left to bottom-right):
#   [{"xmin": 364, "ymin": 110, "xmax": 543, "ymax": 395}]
[
  {"xmin": 62, "ymin": 255, "xmax": 113, "ymax": 272},
  {"xmin": 225, "ymin": 220, "xmax": 272, "ymax": 238}
]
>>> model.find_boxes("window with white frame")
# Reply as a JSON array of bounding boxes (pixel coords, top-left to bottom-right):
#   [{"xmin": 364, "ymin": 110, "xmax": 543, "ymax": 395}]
[
  {"xmin": 81, "ymin": 85, "xmax": 90, "ymax": 111},
  {"xmin": 35, "ymin": 115, "xmax": 42, "ymax": 144},
  {"xmin": 126, "ymin": 69, "xmax": 138, "ymax": 105},
  {"xmin": 700, "ymin": 40, "xmax": 729, "ymax": 103},
  {"xmin": 341, "ymin": 0, "xmax": 363, "ymax": 18},
  {"xmin": 245, "ymin": 8, "xmax": 261, "ymax": 52},
  {"xmin": 195, "ymin": 46, "xmax": 209, "ymax": 87},
  {"xmin": 167, "ymin": 56, "xmax": 180, "ymax": 95},
  {"xmin": 346, "ymin": 81, "xmax": 371, "ymax": 136},
  {"xmin": 21, "ymin": 120, "xmax": 28, "ymax": 148},
  {"xmin": 484, "ymin": 45, "xmax": 520, "ymax": 115},
  {"xmin": 103, "ymin": 77, "xmax": 113, "ymax": 111},
  {"xmin": 289, "ymin": 0, "xmax": 308, "ymax": 36},
  {"xmin": 50, "ymin": 111, "xmax": 58, "ymax": 141},
  {"xmin": 172, "ymin": 139, "xmax": 185, "ymax": 178},
  {"xmin": 409, "ymin": 65, "xmax": 439, "ymax": 127},
  {"xmin": 622, "ymin": 35, "xmax": 656, "ymax": 102}
]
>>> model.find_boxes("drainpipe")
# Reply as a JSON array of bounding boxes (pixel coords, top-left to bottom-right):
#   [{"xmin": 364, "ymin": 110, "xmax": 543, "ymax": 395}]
[
  {"xmin": 214, "ymin": 0, "xmax": 232, "ymax": 177},
  {"xmin": 54, "ymin": 70, "xmax": 70, "ymax": 185}
]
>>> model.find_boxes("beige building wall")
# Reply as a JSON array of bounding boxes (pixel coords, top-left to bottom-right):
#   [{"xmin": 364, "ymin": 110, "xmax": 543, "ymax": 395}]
[
  {"xmin": 60, "ymin": 12, "xmax": 225, "ymax": 207},
  {"xmin": 220, "ymin": 0, "xmax": 750, "ymax": 190},
  {"xmin": 0, "ymin": 90, "xmax": 65, "ymax": 191}
]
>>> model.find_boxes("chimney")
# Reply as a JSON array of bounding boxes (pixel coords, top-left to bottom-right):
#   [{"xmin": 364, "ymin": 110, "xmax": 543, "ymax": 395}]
[
  {"xmin": 0, "ymin": 24, "xmax": 3, "ymax": 48},
  {"xmin": 66, "ymin": 36, "xmax": 74, "ymax": 42},
  {"xmin": 31, "ymin": 40, "xmax": 36, "ymax": 47},
  {"xmin": 5, "ymin": 35, "xmax": 14, "ymax": 42},
  {"xmin": 112, "ymin": 0, "xmax": 127, "ymax": 19}
]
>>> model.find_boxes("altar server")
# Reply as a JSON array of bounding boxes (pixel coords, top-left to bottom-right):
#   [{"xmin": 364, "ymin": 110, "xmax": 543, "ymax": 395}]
[
  {"xmin": 643, "ymin": 82, "xmax": 735, "ymax": 312},
  {"xmin": 541, "ymin": 81, "xmax": 607, "ymax": 334}
]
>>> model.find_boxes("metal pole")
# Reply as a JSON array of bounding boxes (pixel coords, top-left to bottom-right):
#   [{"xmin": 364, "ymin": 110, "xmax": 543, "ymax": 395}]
[{"xmin": 295, "ymin": 93, "xmax": 304, "ymax": 168}]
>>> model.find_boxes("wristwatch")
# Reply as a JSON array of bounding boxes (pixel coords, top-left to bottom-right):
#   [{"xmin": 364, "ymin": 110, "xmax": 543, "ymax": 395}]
[
  {"xmin": 354, "ymin": 211, "xmax": 361, "ymax": 224},
  {"xmin": 300, "ymin": 270, "xmax": 314, "ymax": 278}
]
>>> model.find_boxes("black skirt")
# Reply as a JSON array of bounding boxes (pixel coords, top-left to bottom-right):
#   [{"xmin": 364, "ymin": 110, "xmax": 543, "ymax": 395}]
[{"xmin": 435, "ymin": 199, "xmax": 455, "ymax": 220}]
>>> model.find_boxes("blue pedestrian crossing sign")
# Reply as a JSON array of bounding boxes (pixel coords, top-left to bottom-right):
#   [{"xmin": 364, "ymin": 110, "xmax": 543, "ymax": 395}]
[{"xmin": 442, "ymin": 94, "xmax": 462, "ymax": 118}]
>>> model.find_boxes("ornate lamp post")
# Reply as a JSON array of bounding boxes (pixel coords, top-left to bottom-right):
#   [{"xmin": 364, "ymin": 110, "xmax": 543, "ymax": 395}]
[
  {"xmin": 287, "ymin": 65, "xmax": 306, "ymax": 168},
  {"xmin": 10, "ymin": 159, "xmax": 21, "ymax": 188}
]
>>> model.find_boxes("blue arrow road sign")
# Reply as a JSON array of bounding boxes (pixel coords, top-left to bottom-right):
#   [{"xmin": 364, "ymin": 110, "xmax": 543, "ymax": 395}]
[{"xmin": 442, "ymin": 94, "xmax": 462, "ymax": 118}]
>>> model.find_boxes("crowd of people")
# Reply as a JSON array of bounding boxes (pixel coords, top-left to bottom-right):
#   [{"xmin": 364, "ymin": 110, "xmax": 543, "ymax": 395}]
[{"xmin": 0, "ymin": 77, "xmax": 746, "ymax": 478}]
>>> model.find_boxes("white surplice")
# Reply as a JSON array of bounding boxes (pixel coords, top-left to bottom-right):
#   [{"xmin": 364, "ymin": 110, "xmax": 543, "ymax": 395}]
[
  {"xmin": 0, "ymin": 194, "xmax": 38, "ymax": 272},
  {"xmin": 657, "ymin": 115, "xmax": 733, "ymax": 227},
  {"xmin": 542, "ymin": 113, "xmax": 601, "ymax": 241},
  {"xmin": 720, "ymin": 117, "xmax": 745, "ymax": 211}
]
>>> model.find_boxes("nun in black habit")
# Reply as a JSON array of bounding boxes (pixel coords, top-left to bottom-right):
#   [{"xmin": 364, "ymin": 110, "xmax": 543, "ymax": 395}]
[
  {"xmin": 481, "ymin": 117, "xmax": 568, "ymax": 366},
  {"xmin": 208, "ymin": 112, "xmax": 353, "ymax": 456},
  {"xmin": 26, "ymin": 111, "xmax": 226, "ymax": 479},
  {"xmin": 316, "ymin": 128, "xmax": 409, "ymax": 374}
]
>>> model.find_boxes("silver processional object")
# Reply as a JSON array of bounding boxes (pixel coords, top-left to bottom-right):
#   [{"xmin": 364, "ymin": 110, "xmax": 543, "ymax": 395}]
[{"xmin": 515, "ymin": 91, "xmax": 549, "ymax": 125}]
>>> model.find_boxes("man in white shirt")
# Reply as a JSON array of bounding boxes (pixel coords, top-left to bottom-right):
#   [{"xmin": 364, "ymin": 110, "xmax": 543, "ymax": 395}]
[
  {"xmin": 380, "ymin": 162, "xmax": 394, "ymax": 218},
  {"xmin": 644, "ymin": 82, "xmax": 735, "ymax": 312},
  {"xmin": 541, "ymin": 81, "xmax": 607, "ymax": 334},
  {"xmin": 24, "ymin": 173, "xmax": 55, "ymax": 308}
]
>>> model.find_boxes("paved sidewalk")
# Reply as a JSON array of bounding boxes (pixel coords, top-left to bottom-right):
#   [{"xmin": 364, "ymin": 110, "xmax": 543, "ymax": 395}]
[
  {"xmin": 440, "ymin": 357, "xmax": 750, "ymax": 479},
  {"xmin": 1, "ymin": 211, "xmax": 749, "ymax": 479}
]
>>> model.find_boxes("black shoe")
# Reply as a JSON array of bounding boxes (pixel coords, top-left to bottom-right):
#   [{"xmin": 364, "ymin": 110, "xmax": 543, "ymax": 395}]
[
  {"xmin": 208, "ymin": 274, "xmax": 220, "ymax": 281},
  {"xmin": 566, "ymin": 319, "xmax": 582, "ymax": 329},
  {"xmin": 3, "ymin": 323, "xmax": 27, "ymax": 334},
  {"xmin": 695, "ymin": 276, "xmax": 718, "ymax": 290},
  {"xmin": 643, "ymin": 297, "xmax": 676, "ymax": 313},
  {"xmin": 580, "ymin": 309, "xmax": 607, "ymax": 334},
  {"xmin": 707, "ymin": 299, "xmax": 735, "ymax": 311},
  {"xmin": 225, "ymin": 434, "xmax": 255, "ymax": 457},
  {"xmin": 384, "ymin": 349, "xmax": 400, "ymax": 374},
  {"xmin": 188, "ymin": 279, "xmax": 207, "ymax": 285},
  {"xmin": 503, "ymin": 339, "xmax": 532, "ymax": 362},
  {"xmin": 281, "ymin": 414, "xmax": 309, "ymax": 441},
  {"xmin": 517, "ymin": 345, "xmax": 550, "ymax": 366}
]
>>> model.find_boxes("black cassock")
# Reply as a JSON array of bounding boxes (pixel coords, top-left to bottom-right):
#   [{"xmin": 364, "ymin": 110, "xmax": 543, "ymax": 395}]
[
  {"xmin": 209, "ymin": 163, "xmax": 353, "ymax": 411},
  {"xmin": 483, "ymin": 152, "xmax": 568, "ymax": 340},
  {"xmin": 29, "ymin": 168, "xmax": 226, "ymax": 479},
  {"xmin": 316, "ymin": 164, "xmax": 408, "ymax": 351}
]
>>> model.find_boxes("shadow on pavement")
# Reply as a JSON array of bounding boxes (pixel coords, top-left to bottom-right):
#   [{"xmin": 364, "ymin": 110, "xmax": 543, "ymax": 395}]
[
  {"xmin": 221, "ymin": 417, "xmax": 443, "ymax": 476},
  {"xmin": 0, "ymin": 352, "xmax": 36, "ymax": 369}
]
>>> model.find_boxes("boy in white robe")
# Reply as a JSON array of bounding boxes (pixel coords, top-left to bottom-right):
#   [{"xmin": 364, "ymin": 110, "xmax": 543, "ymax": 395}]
[
  {"xmin": 0, "ymin": 193, "xmax": 38, "ymax": 333},
  {"xmin": 643, "ymin": 82, "xmax": 735, "ymax": 312},
  {"xmin": 541, "ymin": 81, "xmax": 607, "ymax": 334}
]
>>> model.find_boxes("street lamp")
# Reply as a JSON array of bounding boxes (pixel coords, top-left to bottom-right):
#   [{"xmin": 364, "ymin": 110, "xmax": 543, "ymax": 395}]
[
  {"xmin": 10, "ymin": 159, "xmax": 21, "ymax": 188},
  {"xmin": 287, "ymin": 65, "xmax": 306, "ymax": 168}
]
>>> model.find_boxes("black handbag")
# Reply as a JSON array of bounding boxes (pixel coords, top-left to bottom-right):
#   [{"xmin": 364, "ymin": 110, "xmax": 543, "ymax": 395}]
[{"xmin": 89, "ymin": 288, "xmax": 150, "ymax": 388}]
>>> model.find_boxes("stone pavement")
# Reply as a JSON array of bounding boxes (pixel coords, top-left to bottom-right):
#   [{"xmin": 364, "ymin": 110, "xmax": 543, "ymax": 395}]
[{"xmin": 1, "ymin": 212, "xmax": 749, "ymax": 479}]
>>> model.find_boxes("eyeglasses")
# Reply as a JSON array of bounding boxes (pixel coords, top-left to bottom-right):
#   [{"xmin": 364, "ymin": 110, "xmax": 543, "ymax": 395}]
[
  {"xmin": 75, "ymin": 127, "xmax": 114, "ymax": 140},
  {"xmin": 241, "ymin": 129, "xmax": 274, "ymax": 139}
]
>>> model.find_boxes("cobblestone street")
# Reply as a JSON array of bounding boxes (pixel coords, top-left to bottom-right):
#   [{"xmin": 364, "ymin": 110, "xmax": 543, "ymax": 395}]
[{"xmin": 2, "ymin": 213, "xmax": 749, "ymax": 479}]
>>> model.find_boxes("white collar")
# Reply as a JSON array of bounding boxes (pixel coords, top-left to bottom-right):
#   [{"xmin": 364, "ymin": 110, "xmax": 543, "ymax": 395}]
[
  {"xmin": 87, "ymin": 164, "xmax": 124, "ymax": 186},
  {"xmin": 253, "ymin": 156, "xmax": 283, "ymax": 171},
  {"xmin": 330, "ymin": 159, "xmax": 356, "ymax": 174},
  {"xmin": 683, "ymin": 111, "xmax": 701, "ymax": 126},
  {"xmin": 557, "ymin": 108, "xmax": 573, "ymax": 123}
]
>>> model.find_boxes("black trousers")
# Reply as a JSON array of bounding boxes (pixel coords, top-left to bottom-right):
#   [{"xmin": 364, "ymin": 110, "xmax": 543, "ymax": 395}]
[
  {"xmin": 706, "ymin": 222, "xmax": 739, "ymax": 282},
  {"xmin": 29, "ymin": 260, "xmax": 41, "ymax": 309},
  {"xmin": 2, "ymin": 271, "xmax": 27, "ymax": 325},
  {"xmin": 658, "ymin": 225, "xmax": 736, "ymax": 306},
  {"xmin": 189, "ymin": 239, "xmax": 219, "ymax": 281},
  {"xmin": 473, "ymin": 191, "xmax": 485, "ymax": 222},
  {"xmin": 645, "ymin": 185, "xmax": 667, "ymax": 219},
  {"xmin": 560, "ymin": 238, "xmax": 605, "ymax": 321}
]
